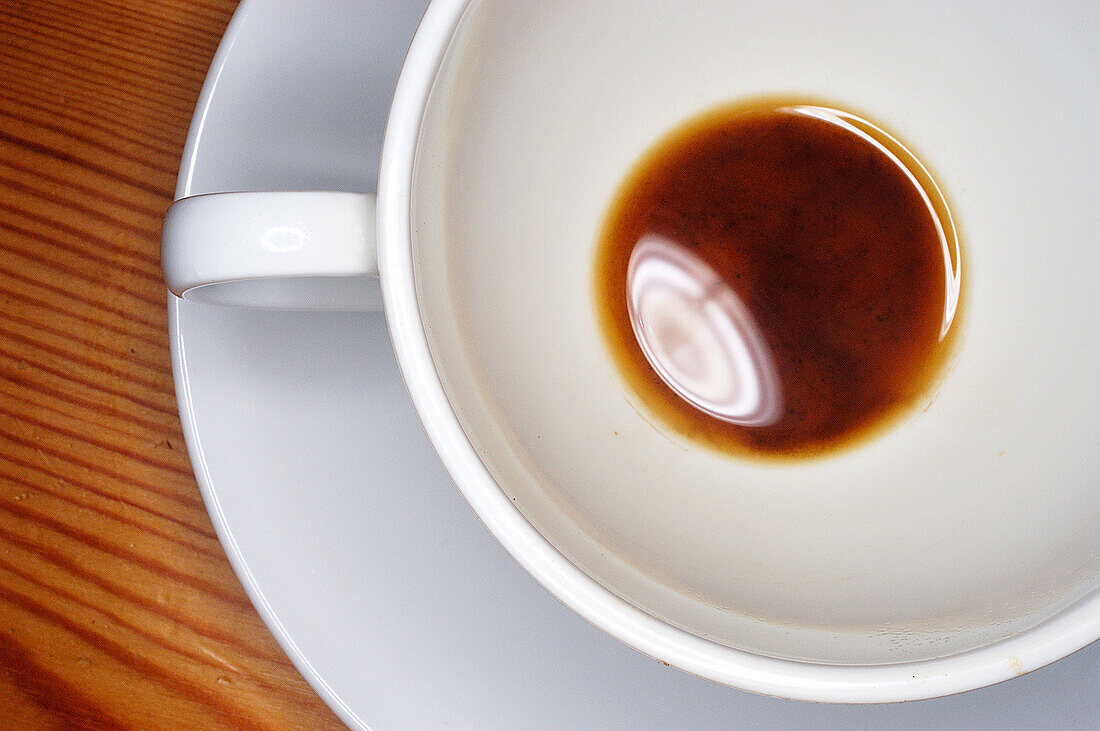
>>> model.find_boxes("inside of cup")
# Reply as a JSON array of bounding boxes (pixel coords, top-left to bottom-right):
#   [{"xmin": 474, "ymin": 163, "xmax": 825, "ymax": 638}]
[{"xmin": 407, "ymin": 0, "xmax": 1100, "ymax": 665}]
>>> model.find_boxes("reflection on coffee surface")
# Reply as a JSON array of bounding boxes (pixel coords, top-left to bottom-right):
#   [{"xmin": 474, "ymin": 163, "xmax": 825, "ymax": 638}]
[{"xmin": 595, "ymin": 98, "xmax": 962, "ymax": 458}]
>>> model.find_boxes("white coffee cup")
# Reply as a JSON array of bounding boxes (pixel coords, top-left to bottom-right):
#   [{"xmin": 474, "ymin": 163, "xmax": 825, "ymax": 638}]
[{"xmin": 162, "ymin": 0, "xmax": 1100, "ymax": 702}]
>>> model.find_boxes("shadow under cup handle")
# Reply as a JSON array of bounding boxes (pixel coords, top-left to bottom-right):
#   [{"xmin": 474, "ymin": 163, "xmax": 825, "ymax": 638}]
[{"xmin": 161, "ymin": 191, "xmax": 381, "ymax": 311}]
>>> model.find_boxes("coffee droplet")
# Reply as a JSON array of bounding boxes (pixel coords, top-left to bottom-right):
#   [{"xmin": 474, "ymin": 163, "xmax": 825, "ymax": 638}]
[{"xmin": 594, "ymin": 98, "xmax": 962, "ymax": 459}]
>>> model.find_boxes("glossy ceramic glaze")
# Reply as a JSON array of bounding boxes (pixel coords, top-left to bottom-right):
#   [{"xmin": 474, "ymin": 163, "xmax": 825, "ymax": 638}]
[
  {"xmin": 169, "ymin": 0, "xmax": 1100, "ymax": 713},
  {"xmin": 402, "ymin": 0, "xmax": 1099, "ymax": 696}
]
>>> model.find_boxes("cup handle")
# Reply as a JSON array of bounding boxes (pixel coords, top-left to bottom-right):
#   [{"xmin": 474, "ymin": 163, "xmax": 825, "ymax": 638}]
[{"xmin": 161, "ymin": 191, "xmax": 380, "ymax": 311}]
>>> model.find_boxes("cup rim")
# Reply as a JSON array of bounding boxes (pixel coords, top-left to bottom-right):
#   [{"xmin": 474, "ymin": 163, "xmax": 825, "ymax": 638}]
[{"xmin": 375, "ymin": 0, "xmax": 1100, "ymax": 702}]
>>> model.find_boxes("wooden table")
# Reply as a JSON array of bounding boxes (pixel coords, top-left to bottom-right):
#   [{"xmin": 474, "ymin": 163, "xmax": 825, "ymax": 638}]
[{"xmin": 0, "ymin": 1, "xmax": 345, "ymax": 726}]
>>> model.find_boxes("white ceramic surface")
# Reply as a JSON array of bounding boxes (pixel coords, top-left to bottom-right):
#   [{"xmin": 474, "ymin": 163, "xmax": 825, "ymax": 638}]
[
  {"xmin": 169, "ymin": 0, "xmax": 1100, "ymax": 725},
  {"xmin": 162, "ymin": 191, "xmax": 379, "ymax": 309},
  {"xmin": 408, "ymin": 0, "xmax": 1100, "ymax": 674}
]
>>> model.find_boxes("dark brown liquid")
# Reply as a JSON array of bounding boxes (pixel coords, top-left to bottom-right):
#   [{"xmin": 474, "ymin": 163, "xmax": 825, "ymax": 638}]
[{"xmin": 594, "ymin": 98, "xmax": 962, "ymax": 459}]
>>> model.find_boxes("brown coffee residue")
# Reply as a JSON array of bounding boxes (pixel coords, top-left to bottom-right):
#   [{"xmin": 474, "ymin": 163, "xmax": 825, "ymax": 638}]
[{"xmin": 594, "ymin": 97, "xmax": 962, "ymax": 459}]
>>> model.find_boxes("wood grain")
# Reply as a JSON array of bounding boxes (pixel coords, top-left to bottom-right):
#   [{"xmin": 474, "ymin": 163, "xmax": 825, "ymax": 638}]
[{"xmin": 0, "ymin": 1, "xmax": 345, "ymax": 727}]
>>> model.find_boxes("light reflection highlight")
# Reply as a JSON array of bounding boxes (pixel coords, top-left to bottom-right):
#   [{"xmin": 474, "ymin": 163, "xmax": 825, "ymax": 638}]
[
  {"xmin": 626, "ymin": 234, "xmax": 782, "ymax": 426},
  {"xmin": 782, "ymin": 105, "xmax": 962, "ymax": 340},
  {"xmin": 262, "ymin": 225, "xmax": 306, "ymax": 253}
]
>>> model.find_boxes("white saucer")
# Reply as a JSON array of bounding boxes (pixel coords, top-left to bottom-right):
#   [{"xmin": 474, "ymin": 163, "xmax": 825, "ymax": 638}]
[{"xmin": 169, "ymin": 1, "xmax": 1099, "ymax": 726}]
